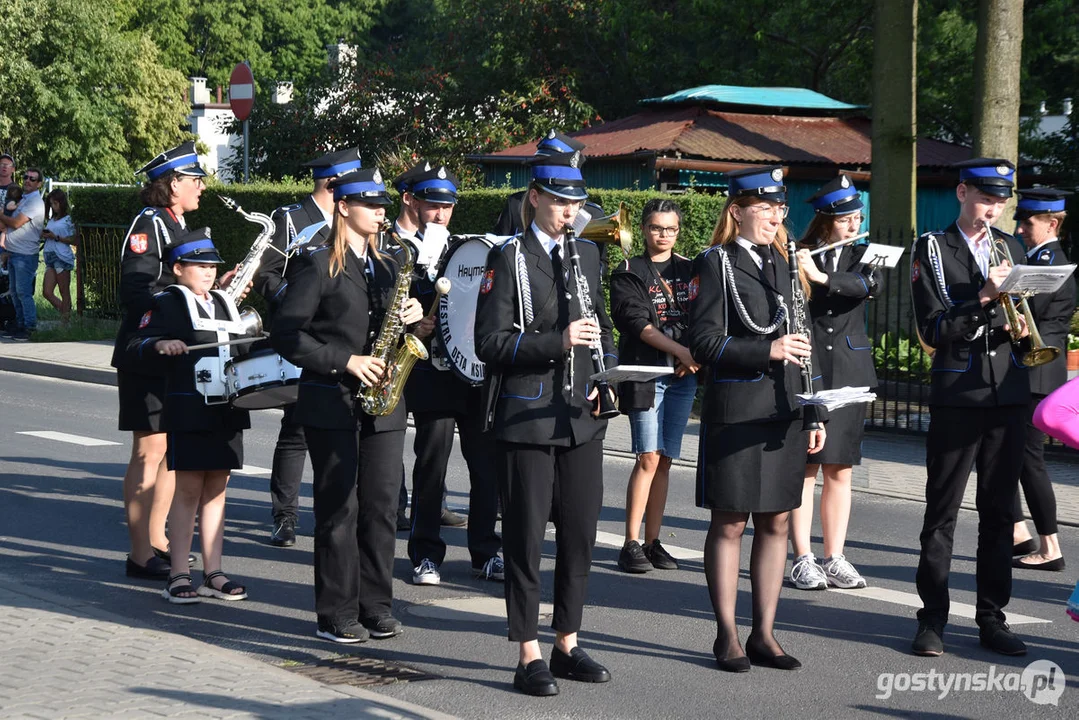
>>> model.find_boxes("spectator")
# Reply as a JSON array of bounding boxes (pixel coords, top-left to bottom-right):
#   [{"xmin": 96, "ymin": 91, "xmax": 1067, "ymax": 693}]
[
  {"xmin": 0, "ymin": 168, "xmax": 45, "ymax": 341},
  {"xmin": 41, "ymin": 189, "xmax": 76, "ymax": 324},
  {"xmin": 0, "ymin": 154, "xmax": 14, "ymax": 208}
]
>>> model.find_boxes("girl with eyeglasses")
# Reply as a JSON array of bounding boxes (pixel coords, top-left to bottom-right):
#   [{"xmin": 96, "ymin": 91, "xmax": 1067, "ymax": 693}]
[{"xmin": 687, "ymin": 165, "xmax": 826, "ymax": 673}]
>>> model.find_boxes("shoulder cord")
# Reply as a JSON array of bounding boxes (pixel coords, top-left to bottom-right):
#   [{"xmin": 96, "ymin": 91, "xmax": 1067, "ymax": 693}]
[
  {"xmin": 925, "ymin": 233, "xmax": 983, "ymax": 341},
  {"xmin": 151, "ymin": 214, "xmax": 173, "ymax": 284},
  {"xmin": 514, "ymin": 241, "xmax": 534, "ymax": 328},
  {"xmin": 719, "ymin": 246, "xmax": 788, "ymax": 335}
]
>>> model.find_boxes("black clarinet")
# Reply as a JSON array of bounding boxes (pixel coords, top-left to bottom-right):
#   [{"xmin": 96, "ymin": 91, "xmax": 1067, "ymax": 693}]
[
  {"xmin": 565, "ymin": 227, "xmax": 619, "ymax": 419},
  {"xmin": 785, "ymin": 238, "xmax": 823, "ymax": 431}
]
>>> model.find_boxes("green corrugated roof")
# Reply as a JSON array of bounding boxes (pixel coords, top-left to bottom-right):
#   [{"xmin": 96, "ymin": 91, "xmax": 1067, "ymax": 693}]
[{"xmin": 640, "ymin": 84, "xmax": 865, "ymax": 111}]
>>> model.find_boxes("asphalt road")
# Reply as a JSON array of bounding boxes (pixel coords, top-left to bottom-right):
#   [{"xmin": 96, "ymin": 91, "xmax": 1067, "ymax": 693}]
[{"xmin": 0, "ymin": 370, "xmax": 1076, "ymax": 718}]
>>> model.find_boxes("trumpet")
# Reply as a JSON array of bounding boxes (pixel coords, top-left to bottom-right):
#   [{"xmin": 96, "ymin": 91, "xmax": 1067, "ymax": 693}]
[{"xmin": 985, "ymin": 220, "xmax": 1060, "ymax": 368}]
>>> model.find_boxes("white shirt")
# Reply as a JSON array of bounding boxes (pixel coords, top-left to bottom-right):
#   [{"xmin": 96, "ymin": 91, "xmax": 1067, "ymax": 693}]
[
  {"xmin": 957, "ymin": 224, "xmax": 990, "ymax": 276},
  {"xmin": 43, "ymin": 215, "xmax": 76, "ymax": 263},
  {"xmin": 735, "ymin": 237, "xmax": 768, "ymax": 269},
  {"xmin": 1026, "ymin": 237, "xmax": 1058, "ymax": 259},
  {"xmin": 531, "ymin": 221, "xmax": 562, "ymax": 257}
]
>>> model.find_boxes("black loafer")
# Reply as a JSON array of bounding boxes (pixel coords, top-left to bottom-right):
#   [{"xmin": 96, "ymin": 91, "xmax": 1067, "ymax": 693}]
[
  {"xmin": 1012, "ymin": 555, "xmax": 1065, "ymax": 572},
  {"xmin": 550, "ymin": 646, "xmax": 611, "ymax": 683},
  {"xmin": 979, "ymin": 622, "xmax": 1027, "ymax": 656},
  {"xmin": 912, "ymin": 621, "xmax": 944, "ymax": 657},
  {"xmin": 745, "ymin": 638, "xmax": 801, "ymax": 670},
  {"xmin": 126, "ymin": 555, "xmax": 171, "ymax": 579},
  {"xmin": 1012, "ymin": 539, "xmax": 1038, "ymax": 556},
  {"xmin": 514, "ymin": 659, "xmax": 559, "ymax": 696},
  {"xmin": 153, "ymin": 547, "xmax": 196, "ymax": 567},
  {"xmin": 270, "ymin": 518, "xmax": 297, "ymax": 547},
  {"xmin": 713, "ymin": 639, "xmax": 750, "ymax": 673}
]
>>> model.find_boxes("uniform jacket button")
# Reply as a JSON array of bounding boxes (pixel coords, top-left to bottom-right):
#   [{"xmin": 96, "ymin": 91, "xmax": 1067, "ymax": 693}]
[
  {"xmin": 825, "ymin": 327, "xmax": 834, "ymax": 334},
  {"xmin": 825, "ymin": 345, "xmax": 833, "ymax": 351},
  {"xmin": 988, "ymin": 309, "xmax": 997, "ymax": 318},
  {"xmin": 330, "ymin": 369, "xmax": 338, "ymax": 375},
  {"xmin": 826, "ymin": 310, "xmax": 834, "ymax": 316}
]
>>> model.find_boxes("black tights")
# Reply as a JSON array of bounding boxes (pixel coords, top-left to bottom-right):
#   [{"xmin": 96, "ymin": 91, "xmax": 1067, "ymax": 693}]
[{"xmin": 704, "ymin": 509, "xmax": 790, "ymax": 659}]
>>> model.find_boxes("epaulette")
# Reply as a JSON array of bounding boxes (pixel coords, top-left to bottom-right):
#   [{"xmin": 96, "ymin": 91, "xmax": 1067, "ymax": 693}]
[
  {"xmin": 304, "ymin": 244, "xmax": 329, "ymax": 255},
  {"xmin": 497, "ymin": 236, "xmax": 521, "ymax": 252},
  {"xmin": 140, "ymin": 207, "xmax": 161, "ymax": 218},
  {"xmin": 277, "ymin": 203, "xmax": 303, "ymax": 214}
]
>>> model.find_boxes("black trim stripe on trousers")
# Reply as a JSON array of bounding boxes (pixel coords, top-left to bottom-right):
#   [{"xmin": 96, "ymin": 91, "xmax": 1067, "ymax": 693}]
[
  {"xmin": 305, "ymin": 424, "xmax": 403, "ymax": 625},
  {"xmin": 916, "ymin": 405, "xmax": 1025, "ymax": 626},
  {"xmin": 498, "ymin": 439, "xmax": 603, "ymax": 642}
]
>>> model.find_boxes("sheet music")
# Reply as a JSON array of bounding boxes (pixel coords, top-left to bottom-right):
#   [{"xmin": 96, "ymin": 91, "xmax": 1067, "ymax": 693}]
[
  {"xmin": 797, "ymin": 386, "xmax": 877, "ymax": 411},
  {"xmin": 418, "ymin": 223, "xmax": 450, "ymax": 279},
  {"xmin": 860, "ymin": 243, "xmax": 905, "ymax": 269},
  {"xmin": 571, "ymin": 207, "xmax": 594, "ymax": 235},
  {"xmin": 591, "ymin": 365, "xmax": 674, "ymax": 383},
  {"xmin": 998, "ymin": 264, "xmax": 1077, "ymax": 295}
]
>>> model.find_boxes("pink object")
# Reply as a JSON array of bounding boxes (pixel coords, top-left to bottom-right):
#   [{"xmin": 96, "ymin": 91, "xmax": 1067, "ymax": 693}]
[{"xmin": 1033, "ymin": 376, "xmax": 1079, "ymax": 449}]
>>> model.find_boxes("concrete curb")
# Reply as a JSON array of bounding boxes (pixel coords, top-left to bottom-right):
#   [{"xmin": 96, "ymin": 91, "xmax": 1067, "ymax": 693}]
[{"xmin": 0, "ymin": 355, "xmax": 117, "ymax": 386}]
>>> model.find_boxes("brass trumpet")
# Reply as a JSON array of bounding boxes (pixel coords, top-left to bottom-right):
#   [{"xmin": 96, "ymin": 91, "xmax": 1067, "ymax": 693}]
[
  {"xmin": 985, "ymin": 220, "xmax": 1060, "ymax": 368},
  {"xmin": 580, "ymin": 202, "xmax": 634, "ymax": 255}
]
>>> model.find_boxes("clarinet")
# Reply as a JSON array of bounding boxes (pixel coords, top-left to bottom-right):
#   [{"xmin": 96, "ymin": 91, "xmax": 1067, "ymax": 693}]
[
  {"xmin": 785, "ymin": 238, "xmax": 823, "ymax": 431},
  {"xmin": 564, "ymin": 226, "xmax": 619, "ymax": 420}
]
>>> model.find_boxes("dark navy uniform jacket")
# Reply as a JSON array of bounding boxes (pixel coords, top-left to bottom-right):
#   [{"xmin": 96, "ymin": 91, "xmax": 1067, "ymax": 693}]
[
  {"xmin": 271, "ymin": 244, "xmax": 406, "ymax": 432},
  {"xmin": 111, "ymin": 207, "xmax": 185, "ymax": 372},
  {"xmin": 1024, "ymin": 239, "xmax": 1076, "ymax": 396},
  {"xmin": 910, "ymin": 223, "xmax": 1031, "ymax": 408},
  {"xmin": 474, "ymin": 229, "xmax": 617, "ymax": 446},
  {"xmin": 805, "ymin": 241, "xmax": 882, "ymax": 390},
  {"xmin": 255, "ymin": 195, "xmax": 332, "ymax": 317}
]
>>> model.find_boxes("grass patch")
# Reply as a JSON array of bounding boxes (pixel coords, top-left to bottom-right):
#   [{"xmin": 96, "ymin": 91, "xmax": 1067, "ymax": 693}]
[{"xmin": 19, "ymin": 261, "xmax": 119, "ymax": 341}]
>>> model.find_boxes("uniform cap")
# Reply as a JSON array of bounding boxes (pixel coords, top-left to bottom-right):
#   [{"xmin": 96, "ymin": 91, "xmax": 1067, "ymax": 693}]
[
  {"xmin": 954, "ymin": 157, "xmax": 1015, "ymax": 198},
  {"xmin": 529, "ymin": 151, "xmax": 588, "ymax": 200},
  {"xmin": 138, "ymin": 141, "xmax": 206, "ymax": 180},
  {"xmin": 535, "ymin": 129, "xmax": 586, "ymax": 157},
  {"xmin": 302, "ymin": 147, "xmax": 363, "ymax": 180},
  {"xmin": 329, "ymin": 167, "xmax": 392, "ymax": 205},
  {"xmin": 1014, "ymin": 187, "xmax": 1071, "ymax": 220},
  {"xmin": 726, "ymin": 166, "xmax": 786, "ymax": 203},
  {"xmin": 169, "ymin": 227, "xmax": 223, "ymax": 264},
  {"xmin": 807, "ymin": 174, "xmax": 863, "ymax": 215},
  {"xmin": 409, "ymin": 164, "xmax": 459, "ymax": 205}
]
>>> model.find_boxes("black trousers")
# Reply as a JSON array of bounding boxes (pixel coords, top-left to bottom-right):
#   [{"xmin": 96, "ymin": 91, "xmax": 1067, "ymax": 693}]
[
  {"xmin": 305, "ymin": 424, "xmax": 403, "ymax": 626},
  {"xmin": 499, "ymin": 440, "xmax": 603, "ymax": 642},
  {"xmin": 916, "ymin": 405, "xmax": 1025, "ymax": 626},
  {"xmin": 408, "ymin": 410, "xmax": 501, "ymax": 567},
  {"xmin": 1014, "ymin": 394, "xmax": 1059, "ymax": 536},
  {"xmin": 270, "ymin": 403, "xmax": 307, "ymax": 523}
]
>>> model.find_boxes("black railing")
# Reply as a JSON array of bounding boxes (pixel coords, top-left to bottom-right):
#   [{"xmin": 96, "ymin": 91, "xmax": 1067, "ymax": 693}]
[{"xmin": 75, "ymin": 223, "xmax": 125, "ymax": 319}]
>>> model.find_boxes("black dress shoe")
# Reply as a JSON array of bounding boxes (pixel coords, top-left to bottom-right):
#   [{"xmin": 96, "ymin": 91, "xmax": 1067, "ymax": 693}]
[
  {"xmin": 1012, "ymin": 555, "xmax": 1065, "ymax": 571},
  {"xmin": 396, "ymin": 514, "xmax": 411, "ymax": 532},
  {"xmin": 912, "ymin": 621, "xmax": 944, "ymax": 657},
  {"xmin": 126, "ymin": 555, "xmax": 171, "ymax": 579},
  {"xmin": 270, "ymin": 518, "xmax": 297, "ymax": 547},
  {"xmin": 550, "ymin": 646, "xmax": 611, "ymax": 683},
  {"xmin": 513, "ymin": 659, "xmax": 559, "ymax": 696},
  {"xmin": 153, "ymin": 547, "xmax": 197, "ymax": 566},
  {"xmin": 979, "ymin": 622, "xmax": 1027, "ymax": 656},
  {"xmin": 1012, "ymin": 539, "xmax": 1038, "ymax": 556},
  {"xmin": 713, "ymin": 639, "xmax": 750, "ymax": 673},
  {"xmin": 745, "ymin": 637, "xmax": 802, "ymax": 670}
]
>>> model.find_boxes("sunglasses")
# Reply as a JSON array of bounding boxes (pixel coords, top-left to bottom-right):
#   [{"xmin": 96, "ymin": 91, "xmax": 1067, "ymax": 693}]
[{"xmin": 23, "ymin": 174, "xmax": 41, "ymax": 182}]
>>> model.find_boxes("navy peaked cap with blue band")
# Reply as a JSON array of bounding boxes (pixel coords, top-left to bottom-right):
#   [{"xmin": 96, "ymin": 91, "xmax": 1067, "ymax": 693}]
[
  {"xmin": 536, "ymin": 129, "xmax": 586, "ymax": 157},
  {"xmin": 169, "ymin": 227, "xmax": 223, "ymax": 264},
  {"xmin": 1014, "ymin": 187, "xmax": 1071, "ymax": 220},
  {"xmin": 138, "ymin": 141, "xmax": 206, "ymax": 180},
  {"xmin": 392, "ymin": 161, "xmax": 429, "ymax": 194},
  {"xmin": 808, "ymin": 174, "xmax": 863, "ymax": 215},
  {"xmin": 530, "ymin": 151, "xmax": 588, "ymax": 200},
  {"xmin": 303, "ymin": 148, "xmax": 362, "ymax": 180},
  {"xmin": 954, "ymin": 157, "xmax": 1015, "ymax": 197},
  {"xmin": 409, "ymin": 164, "xmax": 459, "ymax": 204},
  {"xmin": 726, "ymin": 166, "xmax": 786, "ymax": 202},
  {"xmin": 329, "ymin": 168, "xmax": 392, "ymax": 205}
]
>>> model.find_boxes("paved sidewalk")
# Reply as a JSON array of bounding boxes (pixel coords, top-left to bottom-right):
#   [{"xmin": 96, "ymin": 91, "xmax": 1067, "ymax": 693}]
[
  {"xmin": 2, "ymin": 338, "xmax": 1078, "ymax": 527},
  {"xmin": 0, "ymin": 577, "xmax": 454, "ymax": 720}
]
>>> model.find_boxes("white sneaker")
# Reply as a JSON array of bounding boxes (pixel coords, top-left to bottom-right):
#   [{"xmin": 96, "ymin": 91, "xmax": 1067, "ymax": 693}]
[
  {"xmin": 790, "ymin": 553, "xmax": 827, "ymax": 590},
  {"xmin": 412, "ymin": 558, "xmax": 441, "ymax": 586},
  {"xmin": 822, "ymin": 554, "xmax": 867, "ymax": 589}
]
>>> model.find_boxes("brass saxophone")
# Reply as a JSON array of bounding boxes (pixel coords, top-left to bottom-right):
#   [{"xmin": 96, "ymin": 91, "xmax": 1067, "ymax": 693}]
[{"xmin": 357, "ymin": 222, "xmax": 429, "ymax": 416}]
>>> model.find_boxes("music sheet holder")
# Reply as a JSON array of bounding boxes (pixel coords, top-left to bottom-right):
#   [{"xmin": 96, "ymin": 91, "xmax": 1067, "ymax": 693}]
[
  {"xmin": 591, "ymin": 365, "xmax": 673, "ymax": 384},
  {"xmin": 998, "ymin": 264, "xmax": 1077, "ymax": 296},
  {"xmin": 860, "ymin": 243, "xmax": 905, "ymax": 269}
]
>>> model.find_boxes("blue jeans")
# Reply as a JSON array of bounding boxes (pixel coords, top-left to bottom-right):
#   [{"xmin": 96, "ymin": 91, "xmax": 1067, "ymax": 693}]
[
  {"xmin": 628, "ymin": 374, "xmax": 697, "ymax": 459},
  {"xmin": 8, "ymin": 251, "xmax": 38, "ymax": 330}
]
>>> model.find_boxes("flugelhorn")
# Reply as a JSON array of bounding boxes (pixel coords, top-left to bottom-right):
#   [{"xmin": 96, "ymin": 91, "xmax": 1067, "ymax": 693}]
[{"xmin": 580, "ymin": 202, "xmax": 633, "ymax": 255}]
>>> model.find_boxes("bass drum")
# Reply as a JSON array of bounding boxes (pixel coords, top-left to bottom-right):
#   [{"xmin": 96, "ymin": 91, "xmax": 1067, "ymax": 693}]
[{"xmin": 437, "ymin": 235, "xmax": 499, "ymax": 385}]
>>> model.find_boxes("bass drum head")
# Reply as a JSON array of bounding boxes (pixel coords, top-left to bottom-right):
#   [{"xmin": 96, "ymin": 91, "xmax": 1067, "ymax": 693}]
[{"xmin": 438, "ymin": 235, "xmax": 496, "ymax": 385}]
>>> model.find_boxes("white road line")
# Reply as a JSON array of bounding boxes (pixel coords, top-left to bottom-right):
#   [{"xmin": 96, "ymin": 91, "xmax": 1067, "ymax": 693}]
[
  {"xmin": 593, "ymin": 529, "xmax": 704, "ymax": 560},
  {"xmin": 833, "ymin": 586, "xmax": 1051, "ymax": 625},
  {"xmin": 17, "ymin": 431, "xmax": 120, "ymax": 447},
  {"xmin": 233, "ymin": 465, "xmax": 272, "ymax": 476}
]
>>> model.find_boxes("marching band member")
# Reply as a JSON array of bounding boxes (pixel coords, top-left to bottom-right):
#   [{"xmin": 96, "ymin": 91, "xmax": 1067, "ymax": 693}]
[
  {"xmin": 492, "ymin": 130, "xmax": 585, "ymax": 237},
  {"xmin": 126, "ymin": 229, "xmax": 251, "ymax": 604},
  {"xmin": 909, "ymin": 158, "xmax": 1030, "ymax": 657},
  {"xmin": 789, "ymin": 175, "xmax": 881, "ymax": 591},
  {"xmin": 475, "ymin": 150, "xmax": 616, "ymax": 696},
  {"xmin": 112, "ymin": 142, "xmax": 206, "ymax": 580},
  {"xmin": 1011, "ymin": 188, "xmax": 1075, "ymax": 571},
  {"xmin": 272, "ymin": 167, "xmax": 424, "ymax": 643},
  {"xmin": 395, "ymin": 164, "xmax": 503, "ymax": 586},
  {"xmin": 610, "ymin": 198, "xmax": 699, "ymax": 573},
  {"xmin": 687, "ymin": 166, "xmax": 825, "ymax": 673},
  {"xmin": 254, "ymin": 148, "xmax": 359, "ymax": 548}
]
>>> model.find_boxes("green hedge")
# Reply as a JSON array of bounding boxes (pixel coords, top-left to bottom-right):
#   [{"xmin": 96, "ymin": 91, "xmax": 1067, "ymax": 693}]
[{"xmin": 69, "ymin": 184, "xmax": 728, "ymax": 318}]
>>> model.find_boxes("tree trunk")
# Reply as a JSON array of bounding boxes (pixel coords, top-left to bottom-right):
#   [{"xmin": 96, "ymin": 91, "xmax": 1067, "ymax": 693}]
[
  {"xmin": 973, "ymin": 0, "xmax": 1024, "ymax": 220},
  {"xmin": 870, "ymin": 0, "xmax": 917, "ymax": 241}
]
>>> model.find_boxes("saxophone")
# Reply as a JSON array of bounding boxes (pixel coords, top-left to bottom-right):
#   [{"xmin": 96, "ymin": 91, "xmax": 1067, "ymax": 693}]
[
  {"xmin": 217, "ymin": 195, "xmax": 277, "ymax": 337},
  {"xmin": 358, "ymin": 222, "xmax": 429, "ymax": 416}
]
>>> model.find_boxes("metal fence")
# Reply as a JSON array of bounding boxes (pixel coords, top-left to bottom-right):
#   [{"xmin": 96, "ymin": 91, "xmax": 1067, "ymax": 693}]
[{"xmin": 75, "ymin": 223, "xmax": 125, "ymax": 319}]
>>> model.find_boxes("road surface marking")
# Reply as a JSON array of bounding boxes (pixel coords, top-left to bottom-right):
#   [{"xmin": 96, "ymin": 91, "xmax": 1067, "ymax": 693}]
[
  {"xmin": 233, "ymin": 465, "xmax": 272, "ymax": 476},
  {"xmin": 17, "ymin": 431, "xmax": 120, "ymax": 447},
  {"xmin": 833, "ymin": 586, "xmax": 1050, "ymax": 625}
]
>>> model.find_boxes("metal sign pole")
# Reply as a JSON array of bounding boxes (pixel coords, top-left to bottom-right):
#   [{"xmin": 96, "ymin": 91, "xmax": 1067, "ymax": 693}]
[{"xmin": 243, "ymin": 119, "xmax": 250, "ymax": 183}]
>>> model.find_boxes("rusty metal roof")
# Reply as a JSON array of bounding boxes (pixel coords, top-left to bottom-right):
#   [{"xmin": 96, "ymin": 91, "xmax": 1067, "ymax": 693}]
[{"xmin": 481, "ymin": 107, "xmax": 969, "ymax": 169}]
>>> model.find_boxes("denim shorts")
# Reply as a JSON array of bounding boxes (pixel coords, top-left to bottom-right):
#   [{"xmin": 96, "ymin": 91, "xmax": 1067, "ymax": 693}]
[
  {"xmin": 43, "ymin": 250, "xmax": 74, "ymax": 273},
  {"xmin": 628, "ymin": 373, "xmax": 697, "ymax": 459}
]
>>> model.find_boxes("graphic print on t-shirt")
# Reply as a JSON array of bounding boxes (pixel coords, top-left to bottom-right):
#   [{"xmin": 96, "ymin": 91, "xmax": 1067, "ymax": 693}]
[{"xmin": 648, "ymin": 257, "xmax": 690, "ymax": 330}]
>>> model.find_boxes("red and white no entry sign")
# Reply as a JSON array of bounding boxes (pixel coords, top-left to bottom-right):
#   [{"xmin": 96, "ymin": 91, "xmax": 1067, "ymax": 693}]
[{"xmin": 229, "ymin": 62, "xmax": 255, "ymax": 121}]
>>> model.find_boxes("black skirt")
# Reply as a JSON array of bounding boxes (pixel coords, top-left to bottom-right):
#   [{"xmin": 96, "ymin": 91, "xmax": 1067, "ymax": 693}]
[
  {"xmin": 167, "ymin": 430, "xmax": 244, "ymax": 472},
  {"xmin": 807, "ymin": 403, "xmax": 867, "ymax": 465},
  {"xmin": 117, "ymin": 371, "xmax": 166, "ymax": 432},
  {"xmin": 696, "ymin": 419, "xmax": 806, "ymax": 513}
]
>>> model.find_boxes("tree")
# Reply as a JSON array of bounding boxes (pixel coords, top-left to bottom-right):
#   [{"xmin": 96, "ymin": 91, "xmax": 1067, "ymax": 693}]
[{"xmin": 0, "ymin": 0, "xmax": 190, "ymax": 182}]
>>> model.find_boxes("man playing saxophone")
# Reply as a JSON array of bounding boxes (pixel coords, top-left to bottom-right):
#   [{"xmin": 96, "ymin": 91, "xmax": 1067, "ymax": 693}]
[
  {"xmin": 909, "ymin": 158, "xmax": 1031, "ymax": 659},
  {"xmin": 272, "ymin": 167, "xmax": 423, "ymax": 644}
]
